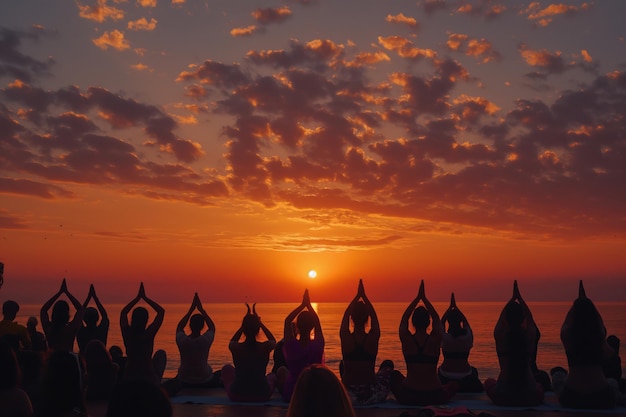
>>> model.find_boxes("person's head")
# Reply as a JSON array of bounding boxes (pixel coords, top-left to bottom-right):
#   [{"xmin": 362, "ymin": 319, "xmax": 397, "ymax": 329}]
[
  {"xmin": 242, "ymin": 314, "xmax": 261, "ymax": 342},
  {"xmin": 296, "ymin": 310, "xmax": 316, "ymax": 338},
  {"xmin": 51, "ymin": 300, "xmax": 70, "ymax": 326},
  {"xmin": 2, "ymin": 300, "xmax": 19, "ymax": 320},
  {"xmin": 446, "ymin": 309, "xmax": 467, "ymax": 337},
  {"xmin": 106, "ymin": 380, "xmax": 172, "ymax": 417},
  {"xmin": 130, "ymin": 307, "xmax": 149, "ymax": 333},
  {"xmin": 607, "ymin": 335, "xmax": 620, "ymax": 353},
  {"xmin": 504, "ymin": 301, "xmax": 524, "ymax": 329},
  {"xmin": 85, "ymin": 340, "xmax": 112, "ymax": 368},
  {"xmin": 411, "ymin": 306, "xmax": 430, "ymax": 331},
  {"xmin": 83, "ymin": 307, "xmax": 99, "ymax": 326},
  {"xmin": 27, "ymin": 316, "xmax": 38, "ymax": 330},
  {"xmin": 109, "ymin": 345, "xmax": 124, "ymax": 360},
  {"xmin": 351, "ymin": 301, "xmax": 369, "ymax": 329},
  {"xmin": 287, "ymin": 364, "xmax": 355, "ymax": 417},
  {"xmin": 189, "ymin": 314, "xmax": 205, "ymax": 333}
]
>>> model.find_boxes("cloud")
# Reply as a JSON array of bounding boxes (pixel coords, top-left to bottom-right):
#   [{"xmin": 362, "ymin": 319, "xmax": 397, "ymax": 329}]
[
  {"xmin": 446, "ymin": 33, "xmax": 501, "ymax": 63},
  {"xmin": 252, "ymin": 6, "xmax": 292, "ymax": 25},
  {"xmin": 0, "ymin": 209, "xmax": 29, "ymax": 229},
  {"xmin": 386, "ymin": 13, "xmax": 419, "ymax": 30},
  {"xmin": 137, "ymin": 0, "xmax": 156, "ymax": 7},
  {"xmin": 0, "ymin": 26, "xmax": 54, "ymax": 82},
  {"xmin": 230, "ymin": 25, "xmax": 259, "ymax": 38},
  {"xmin": 0, "ymin": 178, "xmax": 75, "ymax": 199},
  {"xmin": 130, "ymin": 63, "xmax": 153, "ymax": 72},
  {"xmin": 77, "ymin": 0, "xmax": 124, "ymax": 22},
  {"xmin": 127, "ymin": 17, "xmax": 157, "ymax": 31},
  {"xmin": 455, "ymin": 1, "xmax": 507, "ymax": 19},
  {"xmin": 92, "ymin": 30, "xmax": 130, "ymax": 51},
  {"xmin": 419, "ymin": 0, "xmax": 447, "ymax": 15},
  {"xmin": 378, "ymin": 36, "xmax": 437, "ymax": 61},
  {"xmin": 523, "ymin": 2, "xmax": 591, "ymax": 27}
]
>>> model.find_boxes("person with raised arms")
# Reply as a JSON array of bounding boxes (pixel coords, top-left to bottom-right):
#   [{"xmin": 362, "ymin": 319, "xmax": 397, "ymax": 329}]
[
  {"xmin": 391, "ymin": 280, "xmax": 457, "ymax": 405},
  {"xmin": 438, "ymin": 293, "xmax": 483, "ymax": 392},
  {"xmin": 552, "ymin": 281, "xmax": 619, "ymax": 409},
  {"xmin": 40, "ymin": 278, "xmax": 84, "ymax": 352},
  {"xmin": 277, "ymin": 289, "xmax": 325, "ymax": 402},
  {"xmin": 120, "ymin": 282, "xmax": 166, "ymax": 385},
  {"xmin": 222, "ymin": 302, "xmax": 277, "ymax": 401},
  {"xmin": 484, "ymin": 280, "xmax": 544, "ymax": 406},
  {"xmin": 77, "ymin": 284, "xmax": 109, "ymax": 354},
  {"xmin": 340, "ymin": 279, "xmax": 393, "ymax": 405}
]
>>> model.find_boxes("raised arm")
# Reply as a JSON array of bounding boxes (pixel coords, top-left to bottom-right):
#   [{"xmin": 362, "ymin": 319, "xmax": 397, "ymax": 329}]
[
  {"xmin": 400, "ymin": 286, "xmax": 421, "ymax": 340},
  {"xmin": 64, "ymin": 283, "xmax": 85, "ymax": 331},
  {"xmin": 514, "ymin": 281, "xmax": 537, "ymax": 334},
  {"xmin": 441, "ymin": 292, "xmax": 455, "ymax": 328},
  {"xmin": 196, "ymin": 295, "xmax": 215, "ymax": 333},
  {"xmin": 284, "ymin": 290, "xmax": 307, "ymax": 341},
  {"xmin": 420, "ymin": 282, "xmax": 442, "ymax": 337},
  {"xmin": 340, "ymin": 282, "xmax": 362, "ymax": 339},
  {"xmin": 306, "ymin": 293, "xmax": 324, "ymax": 345},
  {"xmin": 120, "ymin": 284, "xmax": 142, "ymax": 334},
  {"xmin": 142, "ymin": 285, "xmax": 165, "ymax": 336},
  {"xmin": 40, "ymin": 279, "xmax": 65, "ymax": 330},
  {"xmin": 360, "ymin": 281, "xmax": 380, "ymax": 338},
  {"xmin": 90, "ymin": 285, "xmax": 109, "ymax": 327},
  {"xmin": 177, "ymin": 295, "xmax": 197, "ymax": 333}
]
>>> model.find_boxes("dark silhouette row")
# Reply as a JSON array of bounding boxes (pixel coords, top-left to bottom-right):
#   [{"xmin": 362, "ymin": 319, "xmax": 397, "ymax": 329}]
[{"xmin": 0, "ymin": 278, "xmax": 624, "ymax": 417}]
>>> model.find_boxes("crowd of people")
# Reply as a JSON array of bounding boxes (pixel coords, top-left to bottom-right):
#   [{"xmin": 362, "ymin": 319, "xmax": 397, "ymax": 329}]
[{"xmin": 0, "ymin": 274, "xmax": 624, "ymax": 417}]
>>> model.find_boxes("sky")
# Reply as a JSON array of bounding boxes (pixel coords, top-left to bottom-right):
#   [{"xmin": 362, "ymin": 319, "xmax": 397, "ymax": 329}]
[{"xmin": 1, "ymin": 0, "xmax": 625, "ymax": 304}]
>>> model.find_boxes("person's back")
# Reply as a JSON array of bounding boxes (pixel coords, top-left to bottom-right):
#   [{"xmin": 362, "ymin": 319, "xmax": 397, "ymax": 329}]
[
  {"xmin": 0, "ymin": 342, "xmax": 34, "ymax": 417},
  {"xmin": 77, "ymin": 308, "xmax": 108, "ymax": 354},
  {"xmin": 556, "ymin": 283, "xmax": 618, "ymax": 409},
  {"xmin": 176, "ymin": 322, "xmax": 214, "ymax": 384}
]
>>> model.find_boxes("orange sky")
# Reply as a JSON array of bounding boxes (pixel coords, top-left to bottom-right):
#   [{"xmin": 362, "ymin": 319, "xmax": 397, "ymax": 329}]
[{"xmin": 1, "ymin": 1, "xmax": 625, "ymax": 304}]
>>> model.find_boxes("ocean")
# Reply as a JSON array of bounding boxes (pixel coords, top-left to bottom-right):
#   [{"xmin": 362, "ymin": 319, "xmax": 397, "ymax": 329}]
[{"xmin": 16, "ymin": 301, "xmax": 626, "ymax": 381}]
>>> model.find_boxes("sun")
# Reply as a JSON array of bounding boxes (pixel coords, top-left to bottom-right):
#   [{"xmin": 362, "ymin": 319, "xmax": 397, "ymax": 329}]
[{"xmin": 308, "ymin": 269, "xmax": 317, "ymax": 279}]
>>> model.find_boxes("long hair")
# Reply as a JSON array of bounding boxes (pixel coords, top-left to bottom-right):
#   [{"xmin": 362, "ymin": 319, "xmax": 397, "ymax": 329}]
[
  {"xmin": 287, "ymin": 364, "xmax": 356, "ymax": 417},
  {"xmin": 503, "ymin": 301, "xmax": 527, "ymax": 388}
]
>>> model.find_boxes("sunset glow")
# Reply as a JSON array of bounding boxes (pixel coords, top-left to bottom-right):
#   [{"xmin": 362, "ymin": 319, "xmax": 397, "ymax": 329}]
[{"xmin": 1, "ymin": 1, "xmax": 625, "ymax": 303}]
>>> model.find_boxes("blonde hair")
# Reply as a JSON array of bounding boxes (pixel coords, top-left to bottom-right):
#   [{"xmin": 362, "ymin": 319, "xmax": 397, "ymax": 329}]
[{"xmin": 287, "ymin": 364, "xmax": 355, "ymax": 417}]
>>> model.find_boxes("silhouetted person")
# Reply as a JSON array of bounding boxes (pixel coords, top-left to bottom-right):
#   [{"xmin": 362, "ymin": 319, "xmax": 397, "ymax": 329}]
[
  {"xmin": 40, "ymin": 279, "xmax": 84, "ymax": 352},
  {"xmin": 287, "ymin": 364, "xmax": 356, "ymax": 417},
  {"xmin": 391, "ymin": 280, "xmax": 457, "ymax": 405},
  {"xmin": 77, "ymin": 284, "xmax": 109, "ymax": 354},
  {"xmin": 340, "ymin": 279, "xmax": 392, "ymax": 404},
  {"xmin": 439, "ymin": 293, "xmax": 483, "ymax": 392},
  {"xmin": 553, "ymin": 281, "xmax": 619, "ymax": 409},
  {"xmin": 120, "ymin": 283, "xmax": 166, "ymax": 385},
  {"xmin": 277, "ymin": 289, "xmax": 325, "ymax": 402},
  {"xmin": 165, "ymin": 292, "xmax": 219, "ymax": 394},
  {"xmin": 484, "ymin": 281, "xmax": 543, "ymax": 406},
  {"xmin": 0, "ymin": 300, "xmax": 31, "ymax": 350},
  {"xmin": 222, "ymin": 302, "xmax": 277, "ymax": 401},
  {"xmin": 109, "ymin": 345, "xmax": 127, "ymax": 380},
  {"xmin": 26, "ymin": 317, "xmax": 47, "ymax": 353}
]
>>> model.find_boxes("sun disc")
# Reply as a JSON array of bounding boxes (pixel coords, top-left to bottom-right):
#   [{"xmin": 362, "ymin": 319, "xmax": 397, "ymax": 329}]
[{"xmin": 308, "ymin": 269, "xmax": 317, "ymax": 279}]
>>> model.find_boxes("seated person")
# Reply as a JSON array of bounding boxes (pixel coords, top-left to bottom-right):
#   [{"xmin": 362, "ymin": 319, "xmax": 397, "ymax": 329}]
[
  {"xmin": 391, "ymin": 281, "xmax": 457, "ymax": 405},
  {"xmin": 277, "ymin": 289, "xmax": 325, "ymax": 402},
  {"xmin": 120, "ymin": 283, "xmax": 166, "ymax": 385},
  {"xmin": 484, "ymin": 281, "xmax": 544, "ymax": 406},
  {"xmin": 172, "ymin": 293, "xmax": 219, "ymax": 388},
  {"xmin": 84, "ymin": 340, "xmax": 118, "ymax": 401},
  {"xmin": 26, "ymin": 317, "xmax": 47, "ymax": 353},
  {"xmin": 77, "ymin": 284, "xmax": 109, "ymax": 354},
  {"xmin": 553, "ymin": 281, "xmax": 619, "ymax": 409},
  {"xmin": 222, "ymin": 303, "xmax": 276, "ymax": 401},
  {"xmin": 438, "ymin": 293, "xmax": 483, "ymax": 392},
  {"xmin": 340, "ymin": 279, "xmax": 393, "ymax": 404}
]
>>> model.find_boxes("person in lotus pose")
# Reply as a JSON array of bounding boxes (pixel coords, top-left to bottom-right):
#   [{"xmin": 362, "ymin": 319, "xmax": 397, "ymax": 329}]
[
  {"xmin": 340, "ymin": 279, "xmax": 393, "ymax": 404},
  {"xmin": 391, "ymin": 280, "xmax": 457, "ymax": 405}
]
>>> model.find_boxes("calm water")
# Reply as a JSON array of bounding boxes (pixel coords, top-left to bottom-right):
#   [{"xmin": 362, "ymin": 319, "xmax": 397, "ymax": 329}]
[{"xmin": 17, "ymin": 301, "xmax": 626, "ymax": 381}]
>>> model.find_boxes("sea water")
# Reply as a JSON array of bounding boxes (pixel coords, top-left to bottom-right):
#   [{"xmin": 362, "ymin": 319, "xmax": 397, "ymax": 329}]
[{"xmin": 16, "ymin": 301, "xmax": 626, "ymax": 381}]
